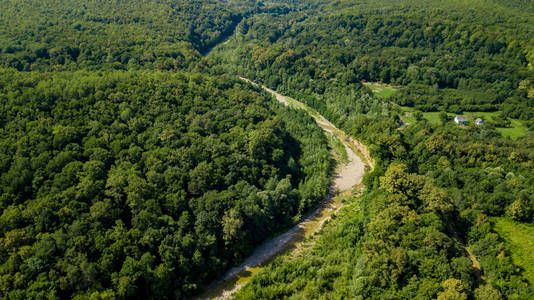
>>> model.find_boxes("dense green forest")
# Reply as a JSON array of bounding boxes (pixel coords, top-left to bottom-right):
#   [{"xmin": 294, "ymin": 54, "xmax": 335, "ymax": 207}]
[
  {"xmin": 213, "ymin": 0, "xmax": 534, "ymax": 119},
  {"xmin": 235, "ymin": 121, "xmax": 534, "ymax": 299},
  {"xmin": 1, "ymin": 0, "xmax": 534, "ymax": 298},
  {"xmin": 0, "ymin": 70, "xmax": 332, "ymax": 298},
  {"xmin": 0, "ymin": 0, "xmax": 257, "ymax": 71},
  {"xmin": 207, "ymin": 0, "xmax": 534, "ymax": 298},
  {"xmin": 0, "ymin": 1, "xmax": 336, "ymax": 297}
]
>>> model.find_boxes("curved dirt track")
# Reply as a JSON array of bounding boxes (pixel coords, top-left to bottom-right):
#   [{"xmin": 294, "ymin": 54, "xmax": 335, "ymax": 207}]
[
  {"xmin": 196, "ymin": 78, "xmax": 370, "ymax": 300},
  {"xmin": 243, "ymin": 77, "xmax": 368, "ymax": 191}
]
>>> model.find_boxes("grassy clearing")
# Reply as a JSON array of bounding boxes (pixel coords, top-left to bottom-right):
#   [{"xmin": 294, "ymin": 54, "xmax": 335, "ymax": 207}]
[
  {"xmin": 497, "ymin": 119, "xmax": 529, "ymax": 139},
  {"xmin": 422, "ymin": 112, "xmax": 445, "ymax": 125},
  {"xmin": 397, "ymin": 106, "xmax": 416, "ymax": 125},
  {"xmin": 401, "ymin": 114, "xmax": 416, "ymax": 125},
  {"xmin": 398, "ymin": 107, "xmax": 529, "ymax": 138},
  {"xmin": 493, "ymin": 217, "xmax": 534, "ymax": 284},
  {"xmin": 363, "ymin": 82, "xmax": 399, "ymax": 98},
  {"xmin": 398, "ymin": 106, "xmax": 449, "ymax": 125},
  {"xmin": 463, "ymin": 112, "xmax": 529, "ymax": 139}
]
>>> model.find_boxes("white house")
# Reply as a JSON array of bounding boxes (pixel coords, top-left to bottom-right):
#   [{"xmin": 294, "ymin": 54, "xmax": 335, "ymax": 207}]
[{"xmin": 454, "ymin": 115, "xmax": 468, "ymax": 125}]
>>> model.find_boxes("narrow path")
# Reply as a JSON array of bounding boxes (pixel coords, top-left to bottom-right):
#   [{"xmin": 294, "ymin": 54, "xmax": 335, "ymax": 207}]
[
  {"xmin": 447, "ymin": 223, "xmax": 486, "ymax": 283},
  {"xmin": 465, "ymin": 247, "xmax": 485, "ymax": 282},
  {"xmin": 195, "ymin": 79, "xmax": 372, "ymax": 299}
]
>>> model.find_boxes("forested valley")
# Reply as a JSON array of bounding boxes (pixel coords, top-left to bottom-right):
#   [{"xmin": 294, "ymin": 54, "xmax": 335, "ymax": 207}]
[
  {"xmin": 0, "ymin": 0, "xmax": 333, "ymax": 298},
  {"xmin": 1, "ymin": 0, "xmax": 534, "ymax": 299},
  {"xmin": 211, "ymin": 0, "xmax": 534, "ymax": 298}
]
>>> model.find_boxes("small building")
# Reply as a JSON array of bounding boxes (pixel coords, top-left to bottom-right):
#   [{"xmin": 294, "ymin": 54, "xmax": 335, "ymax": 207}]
[
  {"xmin": 475, "ymin": 118, "xmax": 484, "ymax": 126},
  {"xmin": 454, "ymin": 115, "xmax": 468, "ymax": 125}
]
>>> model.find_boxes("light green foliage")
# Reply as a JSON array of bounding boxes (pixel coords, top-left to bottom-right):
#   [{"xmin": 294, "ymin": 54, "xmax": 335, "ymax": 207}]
[
  {"xmin": 235, "ymin": 162, "xmax": 473, "ymax": 299},
  {"xmin": 363, "ymin": 82, "xmax": 399, "ymax": 98},
  {"xmin": 493, "ymin": 218, "xmax": 534, "ymax": 284},
  {"xmin": 474, "ymin": 284, "xmax": 503, "ymax": 300},
  {"xmin": 497, "ymin": 119, "xmax": 530, "ymax": 139},
  {"xmin": 326, "ymin": 132, "xmax": 349, "ymax": 164},
  {"xmin": 437, "ymin": 278, "xmax": 468, "ymax": 300}
]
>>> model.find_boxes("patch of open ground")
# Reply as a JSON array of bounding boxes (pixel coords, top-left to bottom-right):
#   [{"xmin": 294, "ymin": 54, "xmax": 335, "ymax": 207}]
[
  {"xmin": 398, "ymin": 107, "xmax": 530, "ymax": 138},
  {"xmin": 362, "ymin": 81, "xmax": 400, "ymax": 98}
]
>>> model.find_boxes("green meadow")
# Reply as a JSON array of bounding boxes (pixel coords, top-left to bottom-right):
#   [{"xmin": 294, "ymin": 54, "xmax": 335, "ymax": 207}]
[
  {"xmin": 398, "ymin": 107, "xmax": 529, "ymax": 138},
  {"xmin": 363, "ymin": 82, "xmax": 399, "ymax": 98},
  {"xmin": 493, "ymin": 218, "xmax": 534, "ymax": 284}
]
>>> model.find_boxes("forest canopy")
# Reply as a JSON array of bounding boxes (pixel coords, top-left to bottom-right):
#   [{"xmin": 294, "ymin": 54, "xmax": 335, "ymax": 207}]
[
  {"xmin": 208, "ymin": 0, "xmax": 534, "ymax": 298},
  {"xmin": 1, "ymin": 0, "xmax": 534, "ymax": 298},
  {"xmin": 0, "ymin": 0, "xmax": 254, "ymax": 71},
  {"xmin": 0, "ymin": 69, "xmax": 332, "ymax": 298},
  {"xmin": 213, "ymin": 0, "xmax": 534, "ymax": 118}
]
